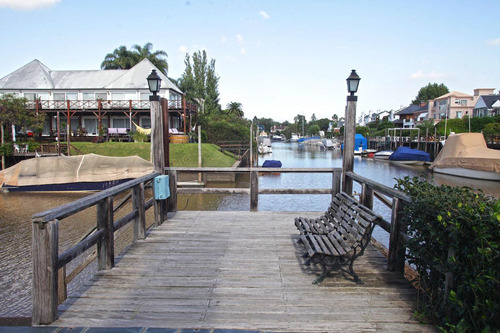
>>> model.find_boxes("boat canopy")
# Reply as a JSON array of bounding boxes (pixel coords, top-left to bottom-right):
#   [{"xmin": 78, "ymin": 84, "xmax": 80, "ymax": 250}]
[
  {"xmin": 389, "ymin": 146, "xmax": 431, "ymax": 162},
  {"xmin": 0, "ymin": 154, "xmax": 154, "ymax": 188},
  {"xmin": 429, "ymin": 133, "xmax": 500, "ymax": 173},
  {"xmin": 262, "ymin": 160, "xmax": 282, "ymax": 168}
]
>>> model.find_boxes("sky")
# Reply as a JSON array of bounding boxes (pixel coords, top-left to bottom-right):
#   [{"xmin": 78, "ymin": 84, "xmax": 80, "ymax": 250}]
[{"xmin": 0, "ymin": 0, "xmax": 499, "ymax": 123}]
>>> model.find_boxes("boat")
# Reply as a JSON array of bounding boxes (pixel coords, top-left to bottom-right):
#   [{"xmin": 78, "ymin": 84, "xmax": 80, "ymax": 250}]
[
  {"xmin": 258, "ymin": 143, "xmax": 272, "ymax": 154},
  {"xmin": 389, "ymin": 146, "xmax": 431, "ymax": 165},
  {"xmin": 261, "ymin": 160, "xmax": 282, "ymax": 175},
  {"xmin": 361, "ymin": 149, "xmax": 377, "ymax": 156},
  {"xmin": 290, "ymin": 134, "xmax": 300, "ymax": 142},
  {"xmin": 429, "ymin": 133, "xmax": 500, "ymax": 181},
  {"xmin": 0, "ymin": 154, "xmax": 154, "ymax": 192},
  {"xmin": 373, "ymin": 150, "xmax": 394, "ymax": 160},
  {"xmin": 323, "ymin": 139, "xmax": 334, "ymax": 149}
]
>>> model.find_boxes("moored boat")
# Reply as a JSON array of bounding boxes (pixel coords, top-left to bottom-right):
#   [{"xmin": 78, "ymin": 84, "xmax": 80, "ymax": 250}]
[
  {"xmin": 429, "ymin": 133, "xmax": 500, "ymax": 181},
  {"xmin": 0, "ymin": 154, "xmax": 154, "ymax": 192},
  {"xmin": 389, "ymin": 146, "xmax": 431, "ymax": 165},
  {"xmin": 373, "ymin": 150, "xmax": 394, "ymax": 160}
]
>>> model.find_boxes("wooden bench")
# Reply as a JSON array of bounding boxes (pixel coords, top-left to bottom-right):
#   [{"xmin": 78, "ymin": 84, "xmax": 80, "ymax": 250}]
[{"xmin": 295, "ymin": 192, "xmax": 381, "ymax": 284}]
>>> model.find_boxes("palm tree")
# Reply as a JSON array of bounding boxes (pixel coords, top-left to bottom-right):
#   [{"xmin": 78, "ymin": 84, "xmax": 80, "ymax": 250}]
[
  {"xmin": 226, "ymin": 102, "xmax": 244, "ymax": 118},
  {"xmin": 100, "ymin": 46, "xmax": 136, "ymax": 70},
  {"xmin": 100, "ymin": 43, "xmax": 168, "ymax": 75},
  {"xmin": 131, "ymin": 43, "xmax": 168, "ymax": 74}
]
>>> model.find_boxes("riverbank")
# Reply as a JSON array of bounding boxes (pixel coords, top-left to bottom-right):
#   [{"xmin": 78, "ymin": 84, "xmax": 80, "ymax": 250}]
[{"xmin": 69, "ymin": 142, "xmax": 238, "ymax": 167}]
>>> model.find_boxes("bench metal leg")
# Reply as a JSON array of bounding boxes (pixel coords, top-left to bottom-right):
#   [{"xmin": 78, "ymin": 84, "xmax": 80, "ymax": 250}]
[
  {"xmin": 313, "ymin": 264, "xmax": 328, "ymax": 284},
  {"xmin": 346, "ymin": 260, "xmax": 364, "ymax": 285}
]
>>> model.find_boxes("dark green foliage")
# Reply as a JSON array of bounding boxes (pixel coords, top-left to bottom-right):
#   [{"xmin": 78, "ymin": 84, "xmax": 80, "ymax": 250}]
[
  {"xmin": 100, "ymin": 43, "xmax": 168, "ymax": 75},
  {"xmin": 178, "ymin": 50, "xmax": 221, "ymax": 115},
  {"xmin": 395, "ymin": 176, "xmax": 500, "ymax": 332},
  {"xmin": 307, "ymin": 124, "xmax": 320, "ymax": 136},
  {"xmin": 412, "ymin": 83, "xmax": 450, "ymax": 105},
  {"xmin": 203, "ymin": 118, "xmax": 250, "ymax": 143},
  {"xmin": 435, "ymin": 118, "xmax": 466, "ymax": 136}
]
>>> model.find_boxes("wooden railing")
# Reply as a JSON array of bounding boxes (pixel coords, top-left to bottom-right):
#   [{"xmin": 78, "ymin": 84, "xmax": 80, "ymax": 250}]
[
  {"xmin": 31, "ymin": 172, "xmax": 160, "ymax": 325},
  {"xmin": 25, "ymin": 99, "xmax": 198, "ymax": 113},
  {"xmin": 166, "ymin": 167, "xmax": 342, "ymax": 212},
  {"xmin": 345, "ymin": 171, "xmax": 411, "ymax": 273}
]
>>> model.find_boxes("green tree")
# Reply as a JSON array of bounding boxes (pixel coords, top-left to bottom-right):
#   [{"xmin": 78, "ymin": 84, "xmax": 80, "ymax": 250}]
[
  {"xmin": 411, "ymin": 83, "xmax": 449, "ymax": 104},
  {"xmin": 225, "ymin": 102, "xmax": 244, "ymax": 118},
  {"xmin": 0, "ymin": 94, "xmax": 45, "ymax": 168},
  {"xmin": 416, "ymin": 119, "xmax": 435, "ymax": 135},
  {"xmin": 101, "ymin": 43, "xmax": 169, "ymax": 75},
  {"xmin": 356, "ymin": 126, "xmax": 370, "ymax": 138},
  {"xmin": 178, "ymin": 50, "xmax": 221, "ymax": 115},
  {"xmin": 307, "ymin": 124, "xmax": 320, "ymax": 136}
]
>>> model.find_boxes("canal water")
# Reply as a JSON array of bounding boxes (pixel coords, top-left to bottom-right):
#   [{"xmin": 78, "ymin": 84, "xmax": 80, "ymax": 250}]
[{"xmin": 1, "ymin": 141, "xmax": 499, "ymax": 318}]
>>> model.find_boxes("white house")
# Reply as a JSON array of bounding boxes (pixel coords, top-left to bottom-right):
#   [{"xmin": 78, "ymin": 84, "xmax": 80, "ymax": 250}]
[{"xmin": 0, "ymin": 59, "xmax": 197, "ymax": 137}]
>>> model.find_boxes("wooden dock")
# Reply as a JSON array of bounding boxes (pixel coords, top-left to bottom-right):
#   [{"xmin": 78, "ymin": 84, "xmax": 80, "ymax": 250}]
[{"xmin": 53, "ymin": 211, "xmax": 435, "ymax": 332}]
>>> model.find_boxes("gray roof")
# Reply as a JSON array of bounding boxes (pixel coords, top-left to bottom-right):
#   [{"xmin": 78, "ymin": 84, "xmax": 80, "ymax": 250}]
[
  {"xmin": 396, "ymin": 103, "xmax": 428, "ymax": 115},
  {"xmin": 478, "ymin": 94, "xmax": 500, "ymax": 109},
  {"xmin": 0, "ymin": 58, "xmax": 182, "ymax": 94}
]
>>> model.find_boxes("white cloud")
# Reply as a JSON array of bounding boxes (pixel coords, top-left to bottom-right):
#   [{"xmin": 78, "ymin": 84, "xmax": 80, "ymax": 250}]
[
  {"xmin": 259, "ymin": 10, "xmax": 270, "ymax": 19},
  {"xmin": 237, "ymin": 34, "xmax": 244, "ymax": 43},
  {"xmin": 486, "ymin": 38, "xmax": 500, "ymax": 45},
  {"xmin": 221, "ymin": 36, "xmax": 227, "ymax": 43},
  {"xmin": 241, "ymin": 48, "xmax": 246, "ymax": 55},
  {"xmin": 410, "ymin": 70, "xmax": 446, "ymax": 80},
  {"xmin": 0, "ymin": 0, "xmax": 60, "ymax": 10},
  {"xmin": 178, "ymin": 45, "xmax": 188, "ymax": 53}
]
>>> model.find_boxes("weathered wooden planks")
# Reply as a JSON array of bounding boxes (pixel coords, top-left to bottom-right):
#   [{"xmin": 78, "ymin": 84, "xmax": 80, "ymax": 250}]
[{"xmin": 52, "ymin": 211, "xmax": 436, "ymax": 332}]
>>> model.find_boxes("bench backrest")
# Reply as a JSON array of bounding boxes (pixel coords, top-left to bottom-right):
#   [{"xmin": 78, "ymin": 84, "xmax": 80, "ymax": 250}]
[{"xmin": 324, "ymin": 192, "xmax": 380, "ymax": 251}]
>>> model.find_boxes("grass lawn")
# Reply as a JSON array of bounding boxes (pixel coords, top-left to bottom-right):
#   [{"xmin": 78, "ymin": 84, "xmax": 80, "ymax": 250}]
[{"xmin": 69, "ymin": 142, "xmax": 237, "ymax": 167}]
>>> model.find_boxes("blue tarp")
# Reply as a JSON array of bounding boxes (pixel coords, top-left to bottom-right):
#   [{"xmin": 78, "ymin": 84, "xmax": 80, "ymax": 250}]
[
  {"xmin": 297, "ymin": 136, "xmax": 320, "ymax": 143},
  {"xmin": 389, "ymin": 146, "xmax": 431, "ymax": 162},
  {"xmin": 341, "ymin": 134, "xmax": 367, "ymax": 151},
  {"xmin": 262, "ymin": 160, "xmax": 282, "ymax": 168}
]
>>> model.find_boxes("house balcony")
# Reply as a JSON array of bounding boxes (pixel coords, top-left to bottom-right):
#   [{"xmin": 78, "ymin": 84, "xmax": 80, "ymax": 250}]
[{"xmin": 25, "ymin": 99, "xmax": 197, "ymax": 114}]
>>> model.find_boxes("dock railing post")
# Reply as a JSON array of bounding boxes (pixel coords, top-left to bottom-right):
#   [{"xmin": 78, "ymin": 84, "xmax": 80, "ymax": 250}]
[
  {"xmin": 360, "ymin": 183, "xmax": 373, "ymax": 210},
  {"xmin": 332, "ymin": 170, "xmax": 341, "ymax": 199},
  {"xmin": 97, "ymin": 197, "xmax": 114, "ymax": 270},
  {"xmin": 168, "ymin": 169, "xmax": 178, "ymax": 212},
  {"xmin": 133, "ymin": 182, "xmax": 146, "ymax": 240},
  {"xmin": 387, "ymin": 197, "xmax": 406, "ymax": 274},
  {"xmin": 32, "ymin": 219, "xmax": 59, "ymax": 325},
  {"xmin": 250, "ymin": 170, "xmax": 258, "ymax": 211}
]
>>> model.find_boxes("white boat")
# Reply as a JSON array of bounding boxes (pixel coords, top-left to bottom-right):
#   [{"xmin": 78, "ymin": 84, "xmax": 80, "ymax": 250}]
[
  {"xmin": 373, "ymin": 151, "xmax": 393, "ymax": 160},
  {"xmin": 258, "ymin": 143, "xmax": 272, "ymax": 154},
  {"xmin": 361, "ymin": 149, "xmax": 377, "ymax": 155},
  {"xmin": 429, "ymin": 133, "xmax": 500, "ymax": 181},
  {"xmin": 290, "ymin": 134, "xmax": 300, "ymax": 142},
  {"xmin": 353, "ymin": 146, "xmax": 363, "ymax": 155}
]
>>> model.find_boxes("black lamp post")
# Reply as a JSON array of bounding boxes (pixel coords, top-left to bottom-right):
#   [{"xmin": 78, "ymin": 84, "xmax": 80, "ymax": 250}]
[
  {"xmin": 346, "ymin": 69, "xmax": 361, "ymax": 99},
  {"xmin": 342, "ymin": 69, "xmax": 361, "ymax": 195},
  {"xmin": 147, "ymin": 69, "xmax": 162, "ymax": 101}
]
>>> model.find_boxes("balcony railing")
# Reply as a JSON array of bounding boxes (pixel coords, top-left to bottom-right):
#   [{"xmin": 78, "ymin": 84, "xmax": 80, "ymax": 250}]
[{"xmin": 25, "ymin": 99, "xmax": 197, "ymax": 113}]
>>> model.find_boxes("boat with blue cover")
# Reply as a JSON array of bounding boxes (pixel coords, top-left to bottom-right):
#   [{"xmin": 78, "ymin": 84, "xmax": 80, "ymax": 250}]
[{"xmin": 389, "ymin": 146, "xmax": 431, "ymax": 165}]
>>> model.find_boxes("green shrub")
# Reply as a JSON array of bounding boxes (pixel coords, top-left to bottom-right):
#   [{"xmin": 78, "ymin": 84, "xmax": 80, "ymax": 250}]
[{"xmin": 395, "ymin": 176, "xmax": 500, "ymax": 332}]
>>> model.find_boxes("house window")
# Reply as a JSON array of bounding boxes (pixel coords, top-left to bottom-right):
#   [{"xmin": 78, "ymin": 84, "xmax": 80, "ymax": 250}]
[
  {"xmin": 24, "ymin": 93, "xmax": 36, "ymax": 101},
  {"xmin": 66, "ymin": 93, "xmax": 77, "ymax": 101},
  {"xmin": 455, "ymin": 99, "xmax": 468, "ymax": 105},
  {"xmin": 38, "ymin": 92, "xmax": 49, "ymax": 100},
  {"xmin": 456, "ymin": 111, "xmax": 463, "ymax": 118},
  {"xmin": 112, "ymin": 118, "xmax": 129, "ymax": 129},
  {"xmin": 83, "ymin": 93, "xmax": 94, "ymax": 101},
  {"xmin": 140, "ymin": 117, "xmax": 151, "ymax": 128},
  {"xmin": 96, "ymin": 92, "xmax": 107, "ymax": 101},
  {"xmin": 53, "ymin": 93, "xmax": 65, "ymax": 101},
  {"xmin": 140, "ymin": 93, "xmax": 150, "ymax": 101},
  {"xmin": 83, "ymin": 118, "xmax": 98, "ymax": 136}
]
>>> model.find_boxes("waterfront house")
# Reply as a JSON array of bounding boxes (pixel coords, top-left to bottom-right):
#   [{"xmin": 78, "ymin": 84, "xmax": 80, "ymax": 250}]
[
  {"xmin": 393, "ymin": 103, "xmax": 428, "ymax": 128},
  {"xmin": 473, "ymin": 93, "xmax": 500, "ymax": 117},
  {"xmin": 0, "ymin": 59, "xmax": 197, "ymax": 137}
]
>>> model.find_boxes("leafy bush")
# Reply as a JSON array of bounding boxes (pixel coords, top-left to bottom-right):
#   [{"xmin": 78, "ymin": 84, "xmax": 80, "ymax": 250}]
[{"xmin": 395, "ymin": 176, "xmax": 500, "ymax": 332}]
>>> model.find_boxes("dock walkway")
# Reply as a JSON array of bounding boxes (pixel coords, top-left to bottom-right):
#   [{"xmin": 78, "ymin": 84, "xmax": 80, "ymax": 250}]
[{"xmin": 54, "ymin": 211, "xmax": 435, "ymax": 332}]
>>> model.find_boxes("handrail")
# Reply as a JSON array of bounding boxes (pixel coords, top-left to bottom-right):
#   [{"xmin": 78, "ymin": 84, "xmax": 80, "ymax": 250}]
[
  {"xmin": 32, "ymin": 173, "xmax": 159, "ymax": 223},
  {"xmin": 31, "ymin": 172, "xmax": 160, "ymax": 325}
]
